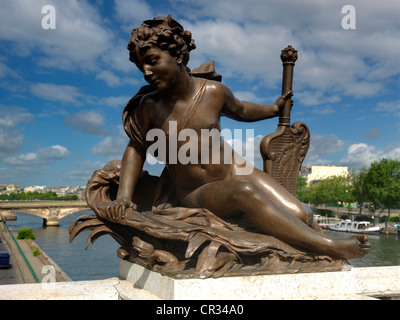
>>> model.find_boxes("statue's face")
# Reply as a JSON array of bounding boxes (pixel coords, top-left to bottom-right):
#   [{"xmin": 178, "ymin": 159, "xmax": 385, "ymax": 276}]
[{"xmin": 134, "ymin": 46, "xmax": 182, "ymax": 92}]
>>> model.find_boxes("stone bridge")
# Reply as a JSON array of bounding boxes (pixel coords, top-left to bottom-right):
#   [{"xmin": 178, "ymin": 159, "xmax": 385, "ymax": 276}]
[{"xmin": 0, "ymin": 201, "xmax": 90, "ymax": 226}]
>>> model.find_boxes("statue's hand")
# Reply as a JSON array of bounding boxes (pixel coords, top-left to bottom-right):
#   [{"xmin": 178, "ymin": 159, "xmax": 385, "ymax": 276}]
[
  {"xmin": 106, "ymin": 199, "xmax": 137, "ymax": 221},
  {"xmin": 275, "ymin": 90, "xmax": 293, "ymax": 114}
]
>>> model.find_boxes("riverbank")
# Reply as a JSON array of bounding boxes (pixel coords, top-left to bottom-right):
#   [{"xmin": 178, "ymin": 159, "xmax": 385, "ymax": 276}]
[
  {"xmin": 0, "ymin": 211, "xmax": 17, "ymax": 221},
  {"xmin": 315, "ymin": 205, "xmax": 400, "ymax": 217},
  {"xmin": 0, "ymin": 216, "xmax": 71, "ymax": 284}
]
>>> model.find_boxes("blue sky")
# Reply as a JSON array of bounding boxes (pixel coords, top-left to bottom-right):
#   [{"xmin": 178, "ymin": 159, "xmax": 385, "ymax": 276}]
[{"xmin": 0, "ymin": 0, "xmax": 399, "ymax": 188}]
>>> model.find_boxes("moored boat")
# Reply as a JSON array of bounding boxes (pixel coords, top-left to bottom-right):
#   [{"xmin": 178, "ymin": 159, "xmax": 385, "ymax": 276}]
[
  {"xmin": 314, "ymin": 215, "xmax": 341, "ymax": 230},
  {"xmin": 328, "ymin": 220, "xmax": 380, "ymax": 235}
]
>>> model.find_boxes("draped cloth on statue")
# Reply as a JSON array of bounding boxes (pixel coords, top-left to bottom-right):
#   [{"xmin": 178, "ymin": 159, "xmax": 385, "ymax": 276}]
[{"xmin": 69, "ymin": 160, "xmax": 348, "ymax": 279}]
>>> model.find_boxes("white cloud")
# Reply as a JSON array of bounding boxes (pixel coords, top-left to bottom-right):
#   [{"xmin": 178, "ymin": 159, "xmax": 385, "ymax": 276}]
[
  {"xmin": 374, "ymin": 100, "xmax": 400, "ymax": 114},
  {"xmin": 304, "ymin": 135, "xmax": 400, "ymax": 169},
  {"xmin": 312, "ymin": 105, "xmax": 336, "ymax": 115},
  {"xmin": 91, "ymin": 126, "xmax": 129, "ymax": 156},
  {"xmin": 62, "ymin": 160, "xmax": 106, "ymax": 184},
  {"xmin": 364, "ymin": 128, "xmax": 381, "ymax": 140},
  {"xmin": 30, "ymin": 83, "xmax": 85, "ymax": 105},
  {"xmin": 95, "ymin": 70, "xmax": 141, "ymax": 88},
  {"xmin": 0, "ymin": 105, "xmax": 34, "ymax": 155},
  {"xmin": 0, "ymin": 129, "xmax": 24, "ymax": 155},
  {"xmin": 233, "ymin": 91, "xmax": 266, "ymax": 104},
  {"xmin": 101, "ymin": 38, "xmax": 136, "ymax": 73},
  {"xmin": 30, "ymin": 81, "xmax": 135, "ymax": 109},
  {"xmin": 0, "ymin": 60, "xmax": 19, "ymax": 79},
  {"xmin": 305, "ymin": 134, "xmax": 348, "ymax": 164},
  {"xmin": 96, "ymin": 70, "xmax": 121, "ymax": 87},
  {"xmin": 97, "ymin": 95, "xmax": 131, "ymax": 108},
  {"xmin": 3, "ymin": 145, "xmax": 70, "ymax": 166},
  {"xmin": 176, "ymin": 0, "xmax": 399, "ymax": 103},
  {"xmin": 295, "ymin": 91, "xmax": 341, "ymax": 107},
  {"xmin": 0, "ymin": 105, "xmax": 34, "ymax": 127},
  {"xmin": 0, "ymin": 0, "xmax": 113, "ymax": 71},
  {"xmin": 114, "ymin": 0, "xmax": 154, "ymax": 26},
  {"xmin": 186, "ymin": 20, "xmax": 289, "ymax": 86},
  {"xmin": 64, "ymin": 111, "xmax": 109, "ymax": 135},
  {"xmin": 338, "ymin": 143, "xmax": 400, "ymax": 168}
]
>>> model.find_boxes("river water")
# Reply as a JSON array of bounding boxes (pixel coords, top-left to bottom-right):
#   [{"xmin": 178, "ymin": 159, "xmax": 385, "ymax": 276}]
[{"xmin": 5, "ymin": 211, "xmax": 400, "ymax": 281}]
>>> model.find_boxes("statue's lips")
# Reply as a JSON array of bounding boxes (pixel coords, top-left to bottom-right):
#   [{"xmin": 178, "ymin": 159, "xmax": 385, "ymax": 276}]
[{"xmin": 145, "ymin": 76, "xmax": 159, "ymax": 87}]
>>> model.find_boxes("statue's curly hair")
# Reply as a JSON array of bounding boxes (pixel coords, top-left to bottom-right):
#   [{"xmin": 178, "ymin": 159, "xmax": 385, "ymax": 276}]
[{"xmin": 127, "ymin": 15, "xmax": 196, "ymax": 72}]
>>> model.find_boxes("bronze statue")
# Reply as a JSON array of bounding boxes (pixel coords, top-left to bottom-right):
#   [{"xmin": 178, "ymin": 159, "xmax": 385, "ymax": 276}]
[{"xmin": 70, "ymin": 15, "xmax": 370, "ymax": 278}]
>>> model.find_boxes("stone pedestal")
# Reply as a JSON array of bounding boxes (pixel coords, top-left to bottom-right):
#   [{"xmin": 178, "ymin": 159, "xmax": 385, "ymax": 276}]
[{"xmin": 118, "ymin": 259, "xmax": 400, "ymax": 300}]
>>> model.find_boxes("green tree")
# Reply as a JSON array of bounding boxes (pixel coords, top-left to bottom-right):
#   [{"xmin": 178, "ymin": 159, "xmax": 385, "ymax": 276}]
[
  {"xmin": 0, "ymin": 191, "xmax": 77, "ymax": 201},
  {"xmin": 307, "ymin": 179, "xmax": 332, "ymax": 206},
  {"xmin": 366, "ymin": 158, "xmax": 400, "ymax": 221},
  {"xmin": 296, "ymin": 175, "xmax": 310, "ymax": 203},
  {"xmin": 352, "ymin": 167, "xmax": 369, "ymax": 214},
  {"xmin": 315, "ymin": 178, "xmax": 333, "ymax": 205},
  {"xmin": 17, "ymin": 227, "xmax": 36, "ymax": 240},
  {"xmin": 331, "ymin": 175, "xmax": 354, "ymax": 208},
  {"xmin": 307, "ymin": 175, "xmax": 353, "ymax": 209}
]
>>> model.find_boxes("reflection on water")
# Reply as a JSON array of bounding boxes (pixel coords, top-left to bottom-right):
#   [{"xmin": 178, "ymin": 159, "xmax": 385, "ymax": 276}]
[{"xmin": 5, "ymin": 211, "xmax": 399, "ymax": 280}]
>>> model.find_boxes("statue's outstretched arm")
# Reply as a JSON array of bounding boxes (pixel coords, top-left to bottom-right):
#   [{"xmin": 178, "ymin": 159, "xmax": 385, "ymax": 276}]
[{"xmin": 220, "ymin": 83, "xmax": 292, "ymax": 122}]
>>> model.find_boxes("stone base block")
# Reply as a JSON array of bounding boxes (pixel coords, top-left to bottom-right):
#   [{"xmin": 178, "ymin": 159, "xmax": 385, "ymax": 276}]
[{"xmin": 119, "ymin": 260, "xmax": 400, "ymax": 300}]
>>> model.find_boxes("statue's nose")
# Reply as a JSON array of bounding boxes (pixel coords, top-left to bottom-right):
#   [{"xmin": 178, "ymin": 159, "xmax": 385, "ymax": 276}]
[{"xmin": 143, "ymin": 66, "xmax": 153, "ymax": 81}]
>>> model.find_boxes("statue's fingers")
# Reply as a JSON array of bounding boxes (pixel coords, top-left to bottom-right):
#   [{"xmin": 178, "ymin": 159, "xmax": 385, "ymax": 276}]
[
  {"xmin": 285, "ymin": 90, "xmax": 293, "ymax": 99},
  {"xmin": 129, "ymin": 202, "xmax": 138, "ymax": 211},
  {"xmin": 112, "ymin": 205, "xmax": 119, "ymax": 220},
  {"xmin": 106, "ymin": 204, "xmax": 112, "ymax": 219},
  {"xmin": 118, "ymin": 205, "xmax": 124, "ymax": 220}
]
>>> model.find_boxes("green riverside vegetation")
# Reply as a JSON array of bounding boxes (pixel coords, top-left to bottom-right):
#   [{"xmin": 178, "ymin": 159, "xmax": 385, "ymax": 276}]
[
  {"xmin": 297, "ymin": 158, "xmax": 400, "ymax": 222},
  {"xmin": 0, "ymin": 191, "xmax": 78, "ymax": 201},
  {"xmin": 17, "ymin": 227, "xmax": 36, "ymax": 240}
]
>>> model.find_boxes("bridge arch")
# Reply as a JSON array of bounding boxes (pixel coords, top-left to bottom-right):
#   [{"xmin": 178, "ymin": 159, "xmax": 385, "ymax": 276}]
[{"xmin": 0, "ymin": 201, "xmax": 90, "ymax": 226}]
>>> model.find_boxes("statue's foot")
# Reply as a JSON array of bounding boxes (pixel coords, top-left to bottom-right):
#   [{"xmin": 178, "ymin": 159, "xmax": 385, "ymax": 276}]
[{"xmin": 329, "ymin": 235, "xmax": 371, "ymax": 260}]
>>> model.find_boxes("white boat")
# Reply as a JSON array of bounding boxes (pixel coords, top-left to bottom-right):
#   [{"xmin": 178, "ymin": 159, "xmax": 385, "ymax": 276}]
[
  {"xmin": 328, "ymin": 220, "xmax": 380, "ymax": 235},
  {"xmin": 314, "ymin": 215, "xmax": 341, "ymax": 230}
]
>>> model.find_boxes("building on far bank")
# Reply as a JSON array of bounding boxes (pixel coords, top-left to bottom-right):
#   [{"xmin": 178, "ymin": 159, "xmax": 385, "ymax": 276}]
[
  {"xmin": 0, "ymin": 184, "xmax": 86, "ymax": 200},
  {"xmin": 23, "ymin": 185, "xmax": 47, "ymax": 193},
  {"xmin": 301, "ymin": 165, "xmax": 349, "ymax": 185},
  {"xmin": 6, "ymin": 184, "xmax": 21, "ymax": 193},
  {"xmin": 45, "ymin": 186, "xmax": 86, "ymax": 200},
  {"xmin": 0, "ymin": 184, "xmax": 22, "ymax": 195}
]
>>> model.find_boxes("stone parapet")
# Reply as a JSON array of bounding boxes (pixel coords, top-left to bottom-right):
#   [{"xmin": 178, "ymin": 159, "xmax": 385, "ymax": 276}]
[{"xmin": 1, "ymin": 261, "xmax": 399, "ymax": 300}]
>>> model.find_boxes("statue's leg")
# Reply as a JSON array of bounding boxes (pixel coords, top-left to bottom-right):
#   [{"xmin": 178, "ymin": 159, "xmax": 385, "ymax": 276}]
[
  {"xmin": 234, "ymin": 167, "xmax": 323, "ymax": 232},
  {"xmin": 181, "ymin": 180, "xmax": 370, "ymax": 260}
]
